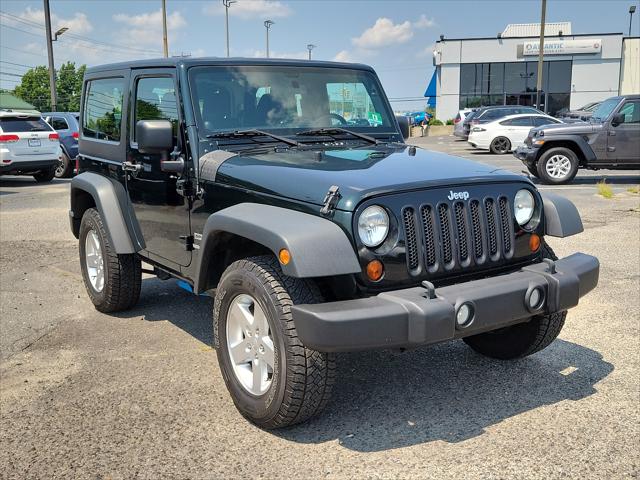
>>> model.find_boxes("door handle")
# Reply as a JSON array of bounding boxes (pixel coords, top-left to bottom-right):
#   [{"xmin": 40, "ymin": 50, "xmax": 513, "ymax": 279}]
[{"xmin": 122, "ymin": 161, "xmax": 143, "ymax": 172}]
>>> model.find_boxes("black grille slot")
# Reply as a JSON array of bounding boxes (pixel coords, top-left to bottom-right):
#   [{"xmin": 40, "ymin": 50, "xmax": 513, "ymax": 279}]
[
  {"xmin": 420, "ymin": 205, "xmax": 437, "ymax": 266},
  {"xmin": 454, "ymin": 202, "xmax": 468, "ymax": 261},
  {"xmin": 499, "ymin": 197, "xmax": 512, "ymax": 254},
  {"xmin": 470, "ymin": 200, "xmax": 483, "ymax": 259},
  {"xmin": 403, "ymin": 208, "xmax": 419, "ymax": 270},
  {"xmin": 485, "ymin": 198, "xmax": 498, "ymax": 256},
  {"xmin": 438, "ymin": 204, "xmax": 453, "ymax": 264}
]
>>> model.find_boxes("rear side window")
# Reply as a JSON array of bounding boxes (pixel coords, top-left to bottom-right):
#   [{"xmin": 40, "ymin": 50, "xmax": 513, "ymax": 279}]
[
  {"xmin": 83, "ymin": 77, "xmax": 125, "ymax": 142},
  {"xmin": 0, "ymin": 117, "xmax": 52, "ymax": 133},
  {"xmin": 532, "ymin": 116, "xmax": 559, "ymax": 127},
  {"xmin": 50, "ymin": 117, "xmax": 69, "ymax": 130},
  {"xmin": 501, "ymin": 117, "xmax": 533, "ymax": 126}
]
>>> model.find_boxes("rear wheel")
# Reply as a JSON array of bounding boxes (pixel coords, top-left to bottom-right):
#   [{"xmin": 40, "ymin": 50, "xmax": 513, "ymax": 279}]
[
  {"xmin": 54, "ymin": 151, "xmax": 73, "ymax": 178},
  {"xmin": 33, "ymin": 166, "xmax": 56, "ymax": 183},
  {"xmin": 490, "ymin": 136, "xmax": 511, "ymax": 155},
  {"xmin": 463, "ymin": 244, "xmax": 566, "ymax": 360},
  {"xmin": 537, "ymin": 147, "xmax": 578, "ymax": 184}
]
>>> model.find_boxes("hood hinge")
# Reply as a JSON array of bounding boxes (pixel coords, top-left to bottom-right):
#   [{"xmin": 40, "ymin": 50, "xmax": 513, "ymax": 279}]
[{"xmin": 320, "ymin": 185, "xmax": 341, "ymax": 216}]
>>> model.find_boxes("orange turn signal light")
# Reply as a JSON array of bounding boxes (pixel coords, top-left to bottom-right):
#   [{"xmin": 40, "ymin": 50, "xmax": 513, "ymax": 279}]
[
  {"xmin": 529, "ymin": 234, "xmax": 541, "ymax": 253},
  {"xmin": 366, "ymin": 260, "xmax": 384, "ymax": 281},
  {"xmin": 279, "ymin": 249, "xmax": 291, "ymax": 265}
]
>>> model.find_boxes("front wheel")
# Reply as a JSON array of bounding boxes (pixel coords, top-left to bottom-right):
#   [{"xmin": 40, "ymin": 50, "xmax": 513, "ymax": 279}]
[
  {"xmin": 214, "ymin": 256, "xmax": 335, "ymax": 429},
  {"xmin": 537, "ymin": 147, "xmax": 578, "ymax": 184}
]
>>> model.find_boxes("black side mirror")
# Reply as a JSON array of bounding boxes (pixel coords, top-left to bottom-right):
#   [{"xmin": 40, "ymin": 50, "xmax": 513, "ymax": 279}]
[
  {"xmin": 611, "ymin": 113, "xmax": 625, "ymax": 127},
  {"xmin": 136, "ymin": 120, "xmax": 173, "ymax": 154},
  {"xmin": 395, "ymin": 115, "xmax": 410, "ymax": 140}
]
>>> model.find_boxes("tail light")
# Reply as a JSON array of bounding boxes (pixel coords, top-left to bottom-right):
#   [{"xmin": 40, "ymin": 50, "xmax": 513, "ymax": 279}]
[
  {"xmin": 72, "ymin": 131, "xmax": 79, "ymax": 140},
  {"xmin": 454, "ymin": 114, "xmax": 461, "ymax": 124},
  {"xmin": 75, "ymin": 156, "xmax": 80, "ymax": 174},
  {"xmin": 0, "ymin": 134, "xmax": 19, "ymax": 143},
  {"xmin": 49, "ymin": 133, "xmax": 59, "ymax": 141}
]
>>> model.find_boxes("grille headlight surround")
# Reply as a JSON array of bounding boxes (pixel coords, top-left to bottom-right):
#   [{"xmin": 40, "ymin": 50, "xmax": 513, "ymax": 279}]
[
  {"xmin": 357, "ymin": 205, "xmax": 389, "ymax": 247},
  {"xmin": 514, "ymin": 189, "xmax": 536, "ymax": 226}
]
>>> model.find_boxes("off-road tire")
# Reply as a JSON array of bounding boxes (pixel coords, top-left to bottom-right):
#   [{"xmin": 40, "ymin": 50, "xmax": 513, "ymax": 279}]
[
  {"xmin": 33, "ymin": 166, "xmax": 56, "ymax": 183},
  {"xmin": 537, "ymin": 147, "xmax": 579, "ymax": 185},
  {"xmin": 490, "ymin": 136, "xmax": 511, "ymax": 155},
  {"xmin": 214, "ymin": 255, "xmax": 336, "ymax": 429},
  {"xmin": 79, "ymin": 208, "xmax": 141, "ymax": 312},
  {"xmin": 463, "ymin": 243, "xmax": 566, "ymax": 359},
  {"xmin": 54, "ymin": 151, "xmax": 73, "ymax": 178}
]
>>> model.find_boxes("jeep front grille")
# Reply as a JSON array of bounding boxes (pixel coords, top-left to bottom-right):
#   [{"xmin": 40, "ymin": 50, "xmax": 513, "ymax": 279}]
[{"xmin": 402, "ymin": 196, "xmax": 514, "ymax": 274}]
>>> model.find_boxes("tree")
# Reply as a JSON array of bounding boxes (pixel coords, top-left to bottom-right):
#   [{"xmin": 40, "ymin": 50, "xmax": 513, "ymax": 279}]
[
  {"xmin": 13, "ymin": 62, "xmax": 87, "ymax": 112},
  {"xmin": 13, "ymin": 66, "xmax": 51, "ymax": 111},
  {"xmin": 57, "ymin": 62, "xmax": 85, "ymax": 111}
]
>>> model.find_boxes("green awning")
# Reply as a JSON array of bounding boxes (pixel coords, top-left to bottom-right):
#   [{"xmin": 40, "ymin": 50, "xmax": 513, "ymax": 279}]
[{"xmin": 0, "ymin": 92, "xmax": 40, "ymax": 115}]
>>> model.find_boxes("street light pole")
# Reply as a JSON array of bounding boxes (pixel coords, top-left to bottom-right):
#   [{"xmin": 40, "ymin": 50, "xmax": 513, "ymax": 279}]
[
  {"xmin": 307, "ymin": 44, "xmax": 316, "ymax": 60},
  {"xmin": 535, "ymin": 0, "xmax": 546, "ymax": 111},
  {"xmin": 161, "ymin": 0, "xmax": 168, "ymax": 57},
  {"xmin": 264, "ymin": 20, "xmax": 274, "ymax": 58},
  {"xmin": 629, "ymin": 5, "xmax": 637, "ymax": 36},
  {"xmin": 223, "ymin": 0, "xmax": 236, "ymax": 57},
  {"xmin": 43, "ymin": 0, "xmax": 57, "ymax": 111}
]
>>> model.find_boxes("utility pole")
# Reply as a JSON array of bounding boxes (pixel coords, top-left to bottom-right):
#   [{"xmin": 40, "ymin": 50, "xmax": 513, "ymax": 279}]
[
  {"xmin": 535, "ymin": 0, "xmax": 546, "ymax": 111},
  {"xmin": 162, "ymin": 0, "xmax": 168, "ymax": 57},
  {"xmin": 264, "ymin": 20, "xmax": 274, "ymax": 58},
  {"xmin": 223, "ymin": 0, "xmax": 236, "ymax": 57},
  {"xmin": 307, "ymin": 44, "xmax": 316, "ymax": 60},
  {"xmin": 629, "ymin": 5, "xmax": 637, "ymax": 36},
  {"xmin": 43, "ymin": 0, "xmax": 57, "ymax": 111}
]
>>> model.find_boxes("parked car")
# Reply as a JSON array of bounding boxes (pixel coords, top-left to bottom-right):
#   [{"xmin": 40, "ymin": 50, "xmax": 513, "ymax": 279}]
[
  {"xmin": 557, "ymin": 101, "xmax": 601, "ymax": 121},
  {"xmin": 42, "ymin": 112, "xmax": 79, "ymax": 178},
  {"xmin": 453, "ymin": 108, "xmax": 474, "ymax": 138},
  {"xmin": 514, "ymin": 95, "xmax": 640, "ymax": 184},
  {"xmin": 0, "ymin": 111, "xmax": 61, "ymax": 182},
  {"xmin": 468, "ymin": 113, "xmax": 562, "ymax": 154},
  {"xmin": 69, "ymin": 57, "xmax": 599, "ymax": 429},
  {"xmin": 462, "ymin": 106, "xmax": 544, "ymax": 138}
]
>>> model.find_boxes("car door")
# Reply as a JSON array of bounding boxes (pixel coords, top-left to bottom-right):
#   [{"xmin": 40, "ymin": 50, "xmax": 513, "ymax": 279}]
[
  {"xmin": 47, "ymin": 115, "xmax": 72, "ymax": 156},
  {"xmin": 125, "ymin": 69, "xmax": 192, "ymax": 268},
  {"xmin": 502, "ymin": 116, "xmax": 533, "ymax": 148},
  {"xmin": 608, "ymin": 99, "xmax": 640, "ymax": 164}
]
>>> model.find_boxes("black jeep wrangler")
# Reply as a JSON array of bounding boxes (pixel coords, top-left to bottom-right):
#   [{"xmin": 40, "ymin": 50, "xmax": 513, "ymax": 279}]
[
  {"xmin": 515, "ymin": 95, "xmax": 640, "ymax": 184},
  {"xmin": 70, "ymin": 58, "xmax": 599, "ymax": 428}
]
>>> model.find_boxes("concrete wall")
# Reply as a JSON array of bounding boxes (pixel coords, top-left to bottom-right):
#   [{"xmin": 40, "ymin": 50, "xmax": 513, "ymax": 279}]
[
  {"xmin": 433, "ymin": 33, "xmax": 624, "ymax": 120},
  {"xmin": 620, "ymin": 38, "xmax": 640, "ymax": 95}
]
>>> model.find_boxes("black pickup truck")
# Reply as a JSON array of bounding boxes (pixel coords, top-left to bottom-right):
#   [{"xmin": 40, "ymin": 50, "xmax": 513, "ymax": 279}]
[
  {"xmin": 515, "ymin": 95, "xmax": 640, "ymax": 184},
  {"xmin": 69, "ymin": 57, "xmax": 599, "ymax": 428}
]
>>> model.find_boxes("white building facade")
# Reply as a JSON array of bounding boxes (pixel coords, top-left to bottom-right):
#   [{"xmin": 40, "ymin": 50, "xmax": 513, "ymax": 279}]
[{"xmin": 431, "ymin": 23, "xmax": 630, "ymax": 121}]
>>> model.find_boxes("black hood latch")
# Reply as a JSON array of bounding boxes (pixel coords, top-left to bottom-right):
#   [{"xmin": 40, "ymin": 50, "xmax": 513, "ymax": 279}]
[{"xmin": 320, "ymin": 185, "xmax": 341, "ymax": 216}]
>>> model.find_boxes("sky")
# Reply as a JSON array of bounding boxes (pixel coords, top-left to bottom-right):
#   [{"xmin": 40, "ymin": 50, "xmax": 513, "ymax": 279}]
[{"xmin": 1, "ymin": 0, "xmax": 639, "ymax": 111}]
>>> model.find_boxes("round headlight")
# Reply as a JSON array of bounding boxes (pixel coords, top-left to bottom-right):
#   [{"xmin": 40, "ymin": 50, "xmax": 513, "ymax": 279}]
[
  {"xmin": 514, "ymin": 189, "xmax": 535, "ymax": 226},
  {"xmin": 357, "ymin": 205, "xmax": 389, "ymax": 247}
]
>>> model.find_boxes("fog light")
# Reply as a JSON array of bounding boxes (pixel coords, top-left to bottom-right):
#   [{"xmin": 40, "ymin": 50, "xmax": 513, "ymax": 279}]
[
  {"xmin": 456, "ymin": 303, "xmax": 474, "ymax": 328},
  {"xmin": 528, "ymin": 287, "xmax": 545, "ymax": 310}
]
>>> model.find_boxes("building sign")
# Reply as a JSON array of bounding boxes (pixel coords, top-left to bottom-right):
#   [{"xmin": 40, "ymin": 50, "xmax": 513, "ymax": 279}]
[{"xmin": 522, "ymin": 38, "xmax": 602, "ymax": 55}]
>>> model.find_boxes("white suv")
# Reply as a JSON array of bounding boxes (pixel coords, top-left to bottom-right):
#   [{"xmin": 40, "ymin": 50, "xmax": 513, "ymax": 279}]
[{"xmin": 0, "ymin": 111, "xmax": 61, "ymax": 182}]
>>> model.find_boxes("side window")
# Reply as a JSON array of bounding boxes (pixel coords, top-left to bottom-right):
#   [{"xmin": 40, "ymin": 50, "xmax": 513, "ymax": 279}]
[
  {"xmin": 508, "ymin": 116, "xmax": 533, "ymax": 127},
  {"xmin": 83, "ymin": 78, "xmax": 125, "ymax": 142},
  {"xmin": 50, "ymin": 117, "xmax": 69, "ymax": 130},
  {"xmin": 618, "ymin": 101, "xmax": 640, "ymax": 124},
  {"xmin": 532, "ymin": 116, "xmax": 557, "ymax": 127},
  {"xmin": 134, "ymin": 76, "xmax": 179, "ymax": 139}
]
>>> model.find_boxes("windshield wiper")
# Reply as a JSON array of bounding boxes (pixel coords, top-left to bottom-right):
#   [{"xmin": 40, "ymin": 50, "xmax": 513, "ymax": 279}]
[
  {"xmin": 296, "ymin": 127, "xmax": 380, "ymax": 145},
  {"xmin": 207, "ymin": 129, "xmax": 301, "ymax": 147}
]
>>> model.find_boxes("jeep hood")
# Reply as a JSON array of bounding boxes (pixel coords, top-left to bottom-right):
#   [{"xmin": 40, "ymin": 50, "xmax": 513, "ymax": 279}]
[
  {"xmin": 533, "ymin": 121, "xmax": 602, "ymax": 136},
  {"xmin": 213, "ymin": 145, "xmax": 528, "ymax": 212}
]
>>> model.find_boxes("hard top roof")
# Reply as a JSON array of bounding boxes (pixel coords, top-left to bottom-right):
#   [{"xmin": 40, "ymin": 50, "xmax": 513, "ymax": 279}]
[{"xmin": 85, "ymin": 57, "xmax": 375, "ymax": 74}]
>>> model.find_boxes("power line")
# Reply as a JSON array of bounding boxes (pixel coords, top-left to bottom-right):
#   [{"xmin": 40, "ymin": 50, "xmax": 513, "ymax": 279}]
[
  {"xmin": 1, "ymin": 45, "xmax": 48, "ymax": 58},
  {"xmin": 0, "ymin": 60, "xmax": 37, "ymax": 69}
]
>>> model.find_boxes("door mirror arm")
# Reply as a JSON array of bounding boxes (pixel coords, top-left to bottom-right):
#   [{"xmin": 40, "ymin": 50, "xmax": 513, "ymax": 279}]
[{"xmin": 161, "ymin": 146, "xmax": 185, "ymax": 174}]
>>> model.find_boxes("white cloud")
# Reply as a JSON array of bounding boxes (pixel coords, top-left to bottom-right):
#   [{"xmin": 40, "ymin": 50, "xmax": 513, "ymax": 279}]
[
  {"xmin": 250, "ymin": 49, "xmax": 307, "ymax": 59},
  {"xmin": 112, "ymin": 9, "xmax": 186, "ymax": 48},
  {"xmin": 333, "ymin": 50, "xmax": 352, "ymax": 62},
  {"xmin": 352, "ymin": 18, "xmax": 413, "ymax": 49},
  {"xmin": 413, "ymin": 15, "xmax": 436, "ymax": 29},
  {"xmin": 415, "ymin": 43, "xmax": 436, "ymax": 58},
  {"xmin": 9, "ymin": 6, "xmax": 93, "ymax": 34},
  {"xmin": 204, "ymin": 0, "xmax": 292, "ymax": 19}
]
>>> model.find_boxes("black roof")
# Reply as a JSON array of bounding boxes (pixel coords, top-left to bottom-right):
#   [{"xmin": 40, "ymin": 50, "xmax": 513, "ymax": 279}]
[{"xmin": 85, "ymin": 57, "xmax": 375, "ymax": 74}]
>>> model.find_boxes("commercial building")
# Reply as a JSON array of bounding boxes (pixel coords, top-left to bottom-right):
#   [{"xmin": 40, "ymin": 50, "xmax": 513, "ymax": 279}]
[{"xmin": 427, "ymin": 23, "xmax": 640, "ymax": 121}]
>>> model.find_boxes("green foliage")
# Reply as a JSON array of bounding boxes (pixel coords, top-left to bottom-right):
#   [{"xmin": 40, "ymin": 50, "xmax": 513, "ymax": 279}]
[
  {"xmin": 597, "ymin": 180, "xmax": 614, "ymax": 199},
  {"xmin": 429, "ymin": 118, "xmax": 444, "ymax": 126},
  {"xmin": 12, "ymin": 62, "xmax": 86, "ymax": 112},
  {"xmin": 445, "ymin": 119, "xmax": 454, "ymax": 125}
]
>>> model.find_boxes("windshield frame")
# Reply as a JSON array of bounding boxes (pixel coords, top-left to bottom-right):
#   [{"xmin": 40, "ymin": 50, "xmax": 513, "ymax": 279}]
[
  {"xmin": 590, "ymin": 97, "xmax": 621, "ymax": 122},
  {"xmin": 186, "ymin": 64, "xmax": 400, "ymax": 142}
]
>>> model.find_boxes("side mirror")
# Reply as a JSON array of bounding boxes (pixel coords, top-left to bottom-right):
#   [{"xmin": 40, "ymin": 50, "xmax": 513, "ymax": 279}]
[
  {"xmin": 136, "ymin": 119, "xmax": 173, "ymax": 154},
  {"xmin": 396, "ymin": 115, "xmax": 410, "ymax": 140},
  {"xmin": 610, "ymin": 113, "xmax": 625, "ymax": 127}
]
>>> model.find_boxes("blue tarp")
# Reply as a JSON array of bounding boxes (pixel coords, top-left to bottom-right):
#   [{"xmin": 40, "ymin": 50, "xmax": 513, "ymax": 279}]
[{"xmin": 424, "ymin": 70, "xmax": 437, "ymax": 107}]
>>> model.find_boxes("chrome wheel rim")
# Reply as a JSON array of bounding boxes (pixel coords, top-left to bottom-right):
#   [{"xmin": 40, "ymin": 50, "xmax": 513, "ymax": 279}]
[
  {"xmin": 545, "ymin": 155, "xmax": 572, "ymax": 179},
  {"xmin": 85, "ymin": 229, "xmax": 104, "ymax": 292},
  {"xmin": 225, "ymin": 294, "xmax": 275, "ymax": 396}
]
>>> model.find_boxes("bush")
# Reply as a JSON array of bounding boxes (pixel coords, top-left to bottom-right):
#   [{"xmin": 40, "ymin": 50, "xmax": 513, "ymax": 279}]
[
  {"xmin": 445, "ymin": 119, "xmax": 454, "ymax": 125},
  {"xmin": 429, "ymin": 119, "xmax": 444, "ymax": 126}
]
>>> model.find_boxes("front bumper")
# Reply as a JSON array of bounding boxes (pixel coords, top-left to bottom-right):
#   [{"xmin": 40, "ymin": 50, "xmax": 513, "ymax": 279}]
[
  {"xmin": 513, "ymin": 145, "xmax": 539, "ymax": 164},
  {"xmin": 292, "ymin": 253, "xmax": 599, "ymax": 352}
]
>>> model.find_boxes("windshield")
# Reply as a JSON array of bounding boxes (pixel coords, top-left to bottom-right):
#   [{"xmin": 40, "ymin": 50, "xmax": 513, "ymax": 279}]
[
  {"xmin": 591, "ymin": 98, "xmax": 620, "ymax": 122},
  {"xmin": 188, "ymin": 65, "xmax": 395, "ymax": 137}
]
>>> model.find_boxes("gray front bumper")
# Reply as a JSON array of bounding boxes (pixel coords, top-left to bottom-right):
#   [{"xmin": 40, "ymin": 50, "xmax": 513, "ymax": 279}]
[{"xmin": 292, "ymin": 253, "xmax": 599, "ymax": 352}]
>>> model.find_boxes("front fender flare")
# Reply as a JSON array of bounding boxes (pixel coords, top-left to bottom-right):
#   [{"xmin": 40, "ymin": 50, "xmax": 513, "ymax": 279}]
[
  {"xmin": 541, "ymin": 193, "xmax": 584, "ymax": 238},
  {"xmin": 193, "ymin": 203, "xmax": 361, "ymax": 292}
]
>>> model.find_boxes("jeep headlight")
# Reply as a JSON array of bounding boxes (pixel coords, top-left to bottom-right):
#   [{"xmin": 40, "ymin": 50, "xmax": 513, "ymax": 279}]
[
  {"xmin": 357, "ymin": 205, "xmax": 389, "ymax": 247},
  {"xmin": 514, "ymin": 189, "xmax": 535, "ymax": 226}
]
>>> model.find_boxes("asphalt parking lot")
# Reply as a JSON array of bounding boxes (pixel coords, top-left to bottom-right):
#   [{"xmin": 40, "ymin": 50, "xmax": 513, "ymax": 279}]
[{"xmin": 1, "ymin": 137, "xmax": 639, "ymax": 479}]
